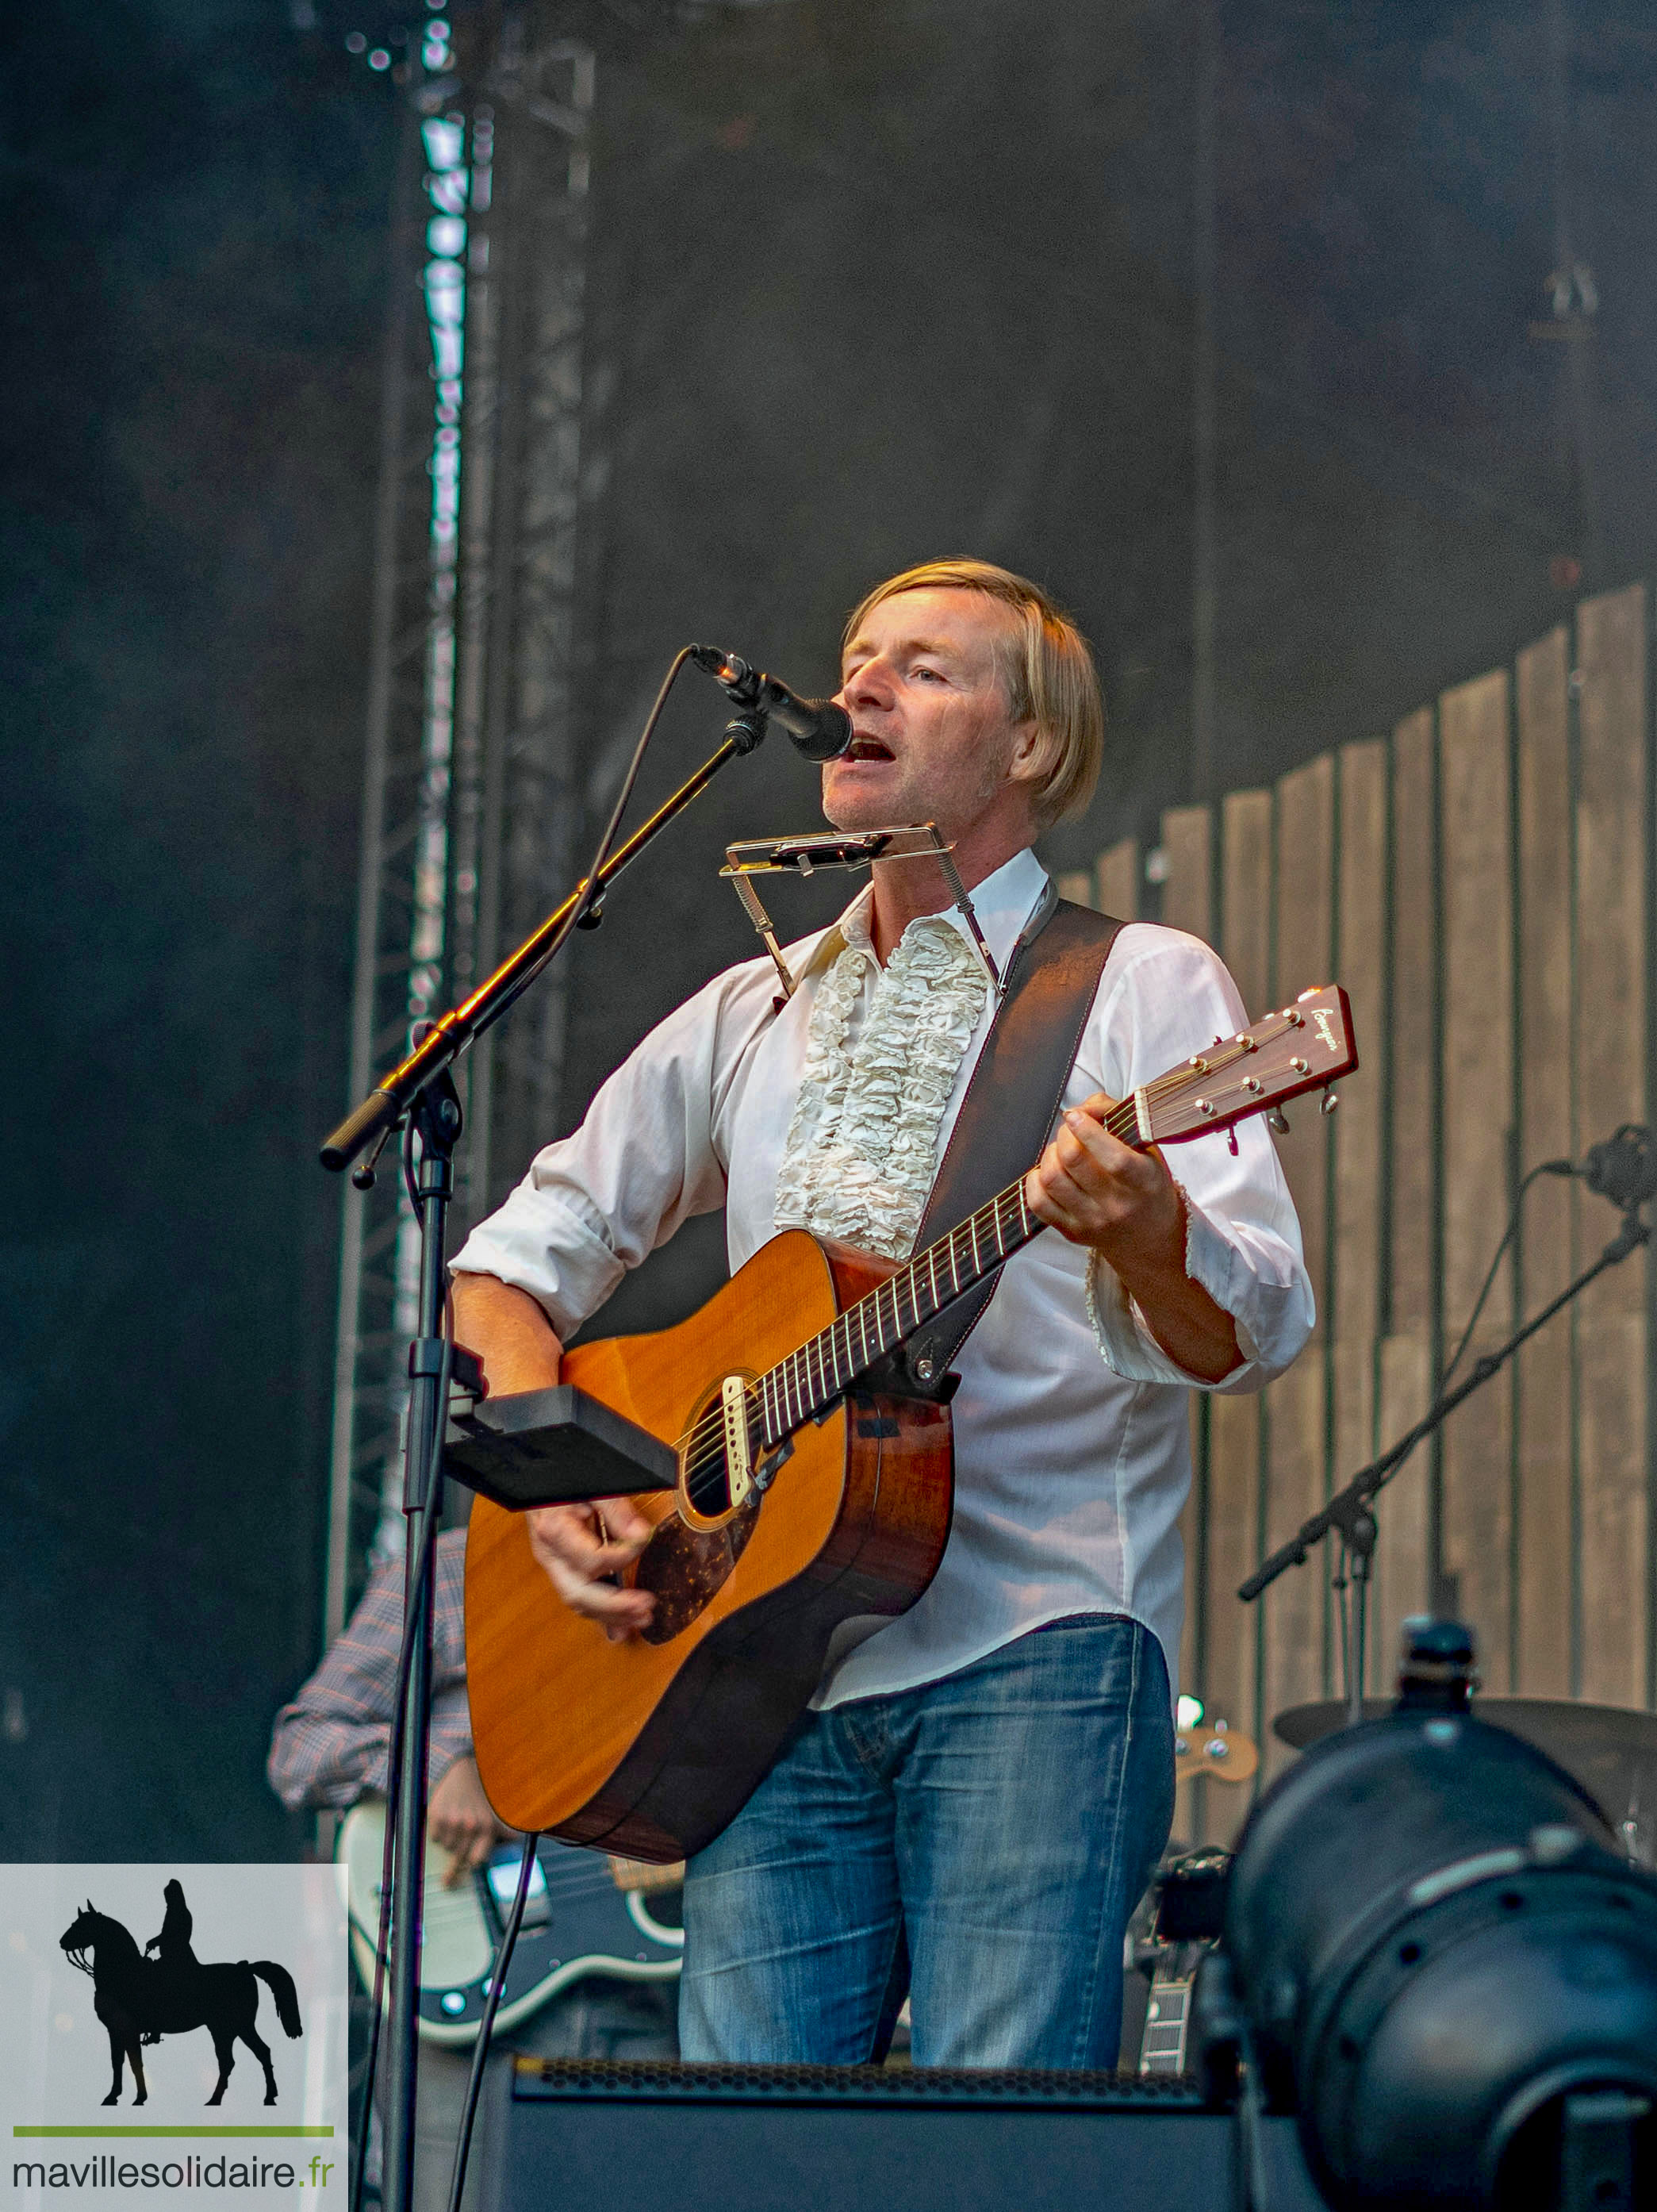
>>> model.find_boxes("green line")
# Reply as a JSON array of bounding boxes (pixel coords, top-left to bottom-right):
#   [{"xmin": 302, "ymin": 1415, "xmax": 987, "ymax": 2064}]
[{"xmin": 13, "ymin": 2126, "xmax": 335, "ymax": 2138}]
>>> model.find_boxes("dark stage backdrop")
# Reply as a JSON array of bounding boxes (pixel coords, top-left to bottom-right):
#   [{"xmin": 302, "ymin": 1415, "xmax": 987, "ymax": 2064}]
[
  {"xmin": 4, "ymin": 3, "xmax": 394, "ymax": 1857},
  {"xmin": 6, "ymin": 0, "xmax": 1657, "ymax": 1858}
]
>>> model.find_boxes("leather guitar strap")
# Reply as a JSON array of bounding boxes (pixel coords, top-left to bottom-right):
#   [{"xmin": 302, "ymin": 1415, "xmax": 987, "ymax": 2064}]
[{"xmin": 893, "ymin": 886, "xmax": 1124, "ymax": 1391}]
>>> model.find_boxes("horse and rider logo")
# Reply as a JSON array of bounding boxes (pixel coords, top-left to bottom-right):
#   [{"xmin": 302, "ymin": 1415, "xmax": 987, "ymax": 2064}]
[{"xmin": 59, "ymin": 1877, "xmax": 303, "ymax": 2106}]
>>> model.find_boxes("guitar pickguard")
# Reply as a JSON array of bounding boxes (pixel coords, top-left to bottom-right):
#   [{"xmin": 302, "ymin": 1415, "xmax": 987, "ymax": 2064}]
[{"xmin": 634, "ymin": 1497, "xmax": 760, "ymax": 1643}]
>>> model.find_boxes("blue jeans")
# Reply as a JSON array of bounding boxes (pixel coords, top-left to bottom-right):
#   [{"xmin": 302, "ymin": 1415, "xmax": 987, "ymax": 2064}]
[{"xmin": 678, "ymin": 1615, "xmax": 1174, "ymax": 2068}]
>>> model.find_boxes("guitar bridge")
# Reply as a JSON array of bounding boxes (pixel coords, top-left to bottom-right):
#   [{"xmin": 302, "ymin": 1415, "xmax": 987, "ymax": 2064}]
[{"xmin": 720, "ymin": 1373, "xmax": 754, "ymax": 1508}]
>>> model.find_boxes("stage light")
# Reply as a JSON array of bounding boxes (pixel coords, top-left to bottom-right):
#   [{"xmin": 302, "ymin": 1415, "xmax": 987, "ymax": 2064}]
[{"xmin": 1214, "ymin": 1622, "xmax": 1657, "ymax": 2209}]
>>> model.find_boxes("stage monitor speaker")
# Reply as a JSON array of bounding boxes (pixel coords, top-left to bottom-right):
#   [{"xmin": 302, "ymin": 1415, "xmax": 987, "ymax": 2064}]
[{"xmin": 485, "ymin": 2058, "xmax": 1329, "ymax": 2212}]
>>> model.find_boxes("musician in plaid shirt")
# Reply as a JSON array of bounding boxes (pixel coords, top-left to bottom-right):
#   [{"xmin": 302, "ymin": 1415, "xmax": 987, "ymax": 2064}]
[{"xmin": 267, "ymin": 1530, "xmax": 504, "ymax": 1872}]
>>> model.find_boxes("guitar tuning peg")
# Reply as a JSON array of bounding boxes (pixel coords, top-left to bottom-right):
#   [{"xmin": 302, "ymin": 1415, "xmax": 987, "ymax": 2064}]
[
  {"xmin": 1321, "ymin": 1089, "xmax": 1339, "ymax": 1116},
  {"xmin": 1227, "ymin": 1127, "xmax": 1238, "ymax": 1157},
  {"xmin": 1268, "ymin": 1108, "xmax": 1291, "ymax": 1135}
]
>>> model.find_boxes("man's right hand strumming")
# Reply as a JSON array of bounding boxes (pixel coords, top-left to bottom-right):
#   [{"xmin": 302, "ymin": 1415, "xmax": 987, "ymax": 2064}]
[{"xmin": 451, "ymin": 1272, "xmax": 657, "ymax": 1643}]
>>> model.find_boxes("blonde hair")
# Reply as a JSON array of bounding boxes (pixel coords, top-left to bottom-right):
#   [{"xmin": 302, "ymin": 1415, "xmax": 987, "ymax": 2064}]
[{"xmin": 842, "ymin": 558, "xmax": 1105, "ymax": 831}]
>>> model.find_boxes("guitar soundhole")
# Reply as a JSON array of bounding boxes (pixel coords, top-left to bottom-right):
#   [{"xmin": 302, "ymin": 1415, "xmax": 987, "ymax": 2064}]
[{"xmin": 634, "ymin": 1500, "xmax": 759, "ymax": 1644}]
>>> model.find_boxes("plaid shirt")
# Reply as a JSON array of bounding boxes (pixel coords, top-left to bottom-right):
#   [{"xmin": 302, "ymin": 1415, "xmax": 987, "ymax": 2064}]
[{"xmin": 267, "ymin": 1529, "xmax": 473, "ymax": 1812}]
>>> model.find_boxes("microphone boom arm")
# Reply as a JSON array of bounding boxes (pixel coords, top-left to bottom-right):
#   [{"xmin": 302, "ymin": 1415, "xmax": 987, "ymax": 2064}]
[
  {"xmin": 1240, "ymin": 1200, "xmax": 1650, "ymax": 1605},
  {"xmin": 320, "ymin": 705, "xmax": 766, "ymax": 1173}
]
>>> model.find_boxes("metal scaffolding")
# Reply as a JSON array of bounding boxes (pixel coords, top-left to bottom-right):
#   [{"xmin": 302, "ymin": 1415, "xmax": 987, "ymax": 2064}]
[{"xmin": 324, "ymin": 9, "xmax": 597, "ymax": 1642}]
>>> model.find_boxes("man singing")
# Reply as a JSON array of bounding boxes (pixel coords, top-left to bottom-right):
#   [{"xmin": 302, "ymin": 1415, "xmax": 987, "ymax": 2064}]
[{"xmin": 449, "ymin": 557, "xmax": 1313, "ymax": 2068}]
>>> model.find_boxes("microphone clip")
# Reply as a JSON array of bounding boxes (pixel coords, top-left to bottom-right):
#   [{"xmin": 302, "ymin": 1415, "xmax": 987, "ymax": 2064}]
[{"xmin": 722, "ymin": 709, "xmax": 769, "ymax": 758}]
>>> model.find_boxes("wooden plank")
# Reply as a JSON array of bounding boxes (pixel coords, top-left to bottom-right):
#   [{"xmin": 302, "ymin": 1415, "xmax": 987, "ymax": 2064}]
[
  {"xmin": 1158, "ymin": 808, "xmax": 1209, "ymax": 939},
  {"xmin": 1574, "ymin": 584, "xmax": 1648, "ymax": 1705},
  {"xmin": 1221, "ymin": 790, "xmax": 1273, "ymax": 1016},
  {"xmin": 1159, "ymin": 805, "xmax": 1221, "ymax": 1752},
  {"xmin": 1272, "ymin": 755, "xmax": 1336, "ymax": 1336},
  {"xmin": 1202, "ymin": 787, "xmax": 1275, "ymax": 1806},
  {"xmin": 1202, "ymin": 1392, "xmax": 1260, "ymax": 1794},
  {"xmin": 1375, "ymin": 706, "xmax": 1439, "ymax": 1676},
  {"xmin": 1580, "ymin": 1314, "xmax": 1649, "ymax": 1708},
  {"xmin": 1330, "ymin": 1335, "xmax": 1377, "ymax": 1672},
  {"xmin": 1438, "ymin": 669, "xmax": 1515, "ymax": 1688},
  {"xmin": 1334, "ymin": 741, "xmax": 1388, "ymax": 1350},
  {"xmin": 1390, "ymin": 708, "xmax": 1437, "ymax": 1338},
  {"xmin": 1097, "ymin": 835, "xmax": 1140, "ymax": 924},
  {"xmin": 1372, "ymin": 1333, "xmax": 1433, "ymax": 1685},
  {"xmin": 1515, "ymin": 625, "xmax": 1574, "ymax": 1698},
  {"xmin": 1263, "ymin": 756, "xmax": 1336, "ymax": 1749},
  {"xmin": 1179, "ymin": 1397, "xmax": 1202, "ymax": 1805},
  {"xmin": 1329, "ymin": 741, "xmax": 1388, "ymax": 1693},
  {"xmin": 1260, "ymin": 1361, "xmax": 1327, "ymax": 1782}
]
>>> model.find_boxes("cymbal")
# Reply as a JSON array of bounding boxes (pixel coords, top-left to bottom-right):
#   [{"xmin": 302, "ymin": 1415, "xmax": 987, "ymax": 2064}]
[{"xmin": 1273, "ymin": 1696, "xmax": 1657, "ymax": 1832}]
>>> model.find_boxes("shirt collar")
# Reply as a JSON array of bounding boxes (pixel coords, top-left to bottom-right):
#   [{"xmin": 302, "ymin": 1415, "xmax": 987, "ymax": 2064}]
[{"xmin": 798, "ymin": 845, "xmax": 1050, "ymax": 978}]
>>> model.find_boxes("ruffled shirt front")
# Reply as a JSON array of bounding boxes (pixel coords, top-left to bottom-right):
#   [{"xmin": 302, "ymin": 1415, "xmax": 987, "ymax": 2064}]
[{"xmin": 773, "ymin": 912, "xmax": 989, "ymax": 1260}]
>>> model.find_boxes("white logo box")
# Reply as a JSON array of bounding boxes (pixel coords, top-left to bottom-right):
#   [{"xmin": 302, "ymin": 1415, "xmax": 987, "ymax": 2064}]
[{"xmin": 1, "ymin": 1866, "xmax": 347, "ymax": 2211}]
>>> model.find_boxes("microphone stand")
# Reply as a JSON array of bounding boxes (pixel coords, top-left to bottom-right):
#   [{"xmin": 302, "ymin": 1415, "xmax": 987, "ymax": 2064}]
[
  {"xmin": 1239, "ymin": 1199, "xmax": 1651, "ymax": 1724},
  {"xmin": 320, "ymin": 700, "xmax": 768, "ymax": 2212}
]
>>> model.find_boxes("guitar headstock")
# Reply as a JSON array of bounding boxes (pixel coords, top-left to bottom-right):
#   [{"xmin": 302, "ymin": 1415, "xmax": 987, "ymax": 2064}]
[{"xmin": 1145, "ymin": 984, "xmax": 1356, "ymax": 1146}]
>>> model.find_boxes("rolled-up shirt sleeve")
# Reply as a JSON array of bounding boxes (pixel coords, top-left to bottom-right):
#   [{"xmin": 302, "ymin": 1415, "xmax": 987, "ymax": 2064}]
[
  {"xmin": 1078, "ymin": 929, "xmax": 1316, "ymax": 1393},
  {"xmin": 449, "ymin": 958, "xmax": 780, "ymax": 1338}
]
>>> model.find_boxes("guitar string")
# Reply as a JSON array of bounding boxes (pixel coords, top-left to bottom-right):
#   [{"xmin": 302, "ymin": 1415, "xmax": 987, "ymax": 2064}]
[{"xmin": 668, "ymin": 1012, "xmax": 1320, "ymax": 1496}]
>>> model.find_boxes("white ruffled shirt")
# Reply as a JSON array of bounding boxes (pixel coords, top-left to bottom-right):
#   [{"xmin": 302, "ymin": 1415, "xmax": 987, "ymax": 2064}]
[{"xmin": 451, "ymin": 847, "xmax": 1314, "ymax": 1707}]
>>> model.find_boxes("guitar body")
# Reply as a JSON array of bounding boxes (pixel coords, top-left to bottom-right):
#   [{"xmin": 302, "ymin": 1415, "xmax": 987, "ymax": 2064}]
[{"xmin": 466, "ymin": 1229, "xmax": 955, "ymax": 1864}]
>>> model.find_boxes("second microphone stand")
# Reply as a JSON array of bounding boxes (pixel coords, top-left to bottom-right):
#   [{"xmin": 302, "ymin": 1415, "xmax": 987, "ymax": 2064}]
[{"xmin": 1241, "ymin": 1197, "xmax": 1651, "ymax": 1722}]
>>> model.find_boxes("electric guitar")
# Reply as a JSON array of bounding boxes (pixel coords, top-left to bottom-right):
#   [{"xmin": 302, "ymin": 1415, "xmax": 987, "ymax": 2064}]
[
  {"xmin": 336, "ymin": 1801, "xmax": 682, "ymax": 2046},
  {"xmin": 465, "ymin": 985, "xmax": 1356, "ymax": 1864}
]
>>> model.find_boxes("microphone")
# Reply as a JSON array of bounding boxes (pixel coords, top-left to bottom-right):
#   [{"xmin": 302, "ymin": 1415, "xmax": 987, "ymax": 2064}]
[
  {"xmin": 1539, "ymin": 1124, "xmax": 1657, "ymax": 1211},
  {"xmin": 690, "ymin": 644, "xmax": 853, "ymax": 761}
]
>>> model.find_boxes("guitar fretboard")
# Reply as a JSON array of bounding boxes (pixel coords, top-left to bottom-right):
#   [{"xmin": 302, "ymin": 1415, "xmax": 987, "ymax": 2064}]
[{"xmin": 753, "ymin": 1096, "xmax": 1141, "ymax": 1451}]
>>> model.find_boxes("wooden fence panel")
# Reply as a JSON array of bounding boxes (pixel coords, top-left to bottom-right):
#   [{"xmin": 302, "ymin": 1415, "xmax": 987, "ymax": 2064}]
[
  {"xmin": 1375, "ymin": 705, "xmax": 1438, "ymax": 1669},
  {"xmin": 1332, "ymin": 739, "xmax": 1388, "ymax": 1692},
  {"xmin": 1574, "ymin": 585, "xmax": 1648, "ymax": 1707},
  {"xmin": 1158, "ymin": 808, "xmax": 1208, "ymax": 939},
  {"xmin": 1260, "ymin": 755, "xmax": 1336, "ymax": 1772},
  {"xmin": 1098, "ymin": 835, "xmax": 1140, "ymax": 924},
  {"xmin": 1222, "ymin": 791, "xmax": 1274, "ymax": 1016},
  {"xmin": 1204, "ymin": 790, "xmax": 1274, "ymax": 1801},
  {"xmin": 1160, "ymin": 814, "xmax": 1214, "ymax": 1741},
  {"xmin": 1516, "ymin": 625, "xmax": 1574, "ymax": 1697},
  {"xmin": 1439, "ymin": 670, "xmax": 1516, "ymax": 1687}
]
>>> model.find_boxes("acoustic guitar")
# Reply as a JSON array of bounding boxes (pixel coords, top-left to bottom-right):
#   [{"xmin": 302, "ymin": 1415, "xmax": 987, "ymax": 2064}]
[{"xmin": 466, "ymin": 985, "xmax": 1356, "ymax": 1864}]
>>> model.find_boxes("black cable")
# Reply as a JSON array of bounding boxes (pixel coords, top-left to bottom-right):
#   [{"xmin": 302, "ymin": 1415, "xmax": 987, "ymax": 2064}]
[
  {"xmin": 445, "ymin": 1829, "xmax": 542, "ymax": 2212},
  {"xmin": 350, "ymin": 1285, "xmax": 455, "ymax": 2212},
  {"xmin": 472, "ymin": 646, "xmax": 696, "ymax": 1042},
  {"xmin": 1439, "ymin": 1159, "xmax": 1563, "ymax": 1391}
]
